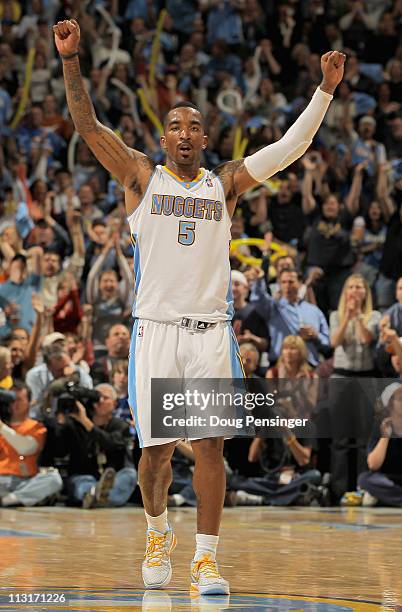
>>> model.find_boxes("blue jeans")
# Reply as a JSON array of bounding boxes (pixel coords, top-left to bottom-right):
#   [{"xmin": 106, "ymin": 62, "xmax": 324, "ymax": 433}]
[
  {"xmin": 229, "ymin": 469, "xmax": 322, "ymax": 505},
  {"xmin": 358, "ymin": 470, "xmax": 402, "ymax": 507},
  {"xmin": 0, "ymin": 470, "xmax": 63, "ymax": 506},
  {"xmin": 68, "ymin": 467, "xmax": 137, "ymax": 507}
]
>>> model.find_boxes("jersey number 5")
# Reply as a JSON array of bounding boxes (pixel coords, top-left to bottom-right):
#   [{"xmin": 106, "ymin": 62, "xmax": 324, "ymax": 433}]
[{"xmin": 178, "ymin": 221, "xmax": 196, "ymax": 246}]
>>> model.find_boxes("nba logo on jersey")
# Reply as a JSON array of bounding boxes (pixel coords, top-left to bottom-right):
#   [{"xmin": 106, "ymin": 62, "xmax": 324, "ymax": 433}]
[
  {"xmin": 138, "ymin": 325, "xmax": 144, "ymax": 337},
  {"xmin": 206, "ymin": 177, "xmax": 214, "ymax": 187}
]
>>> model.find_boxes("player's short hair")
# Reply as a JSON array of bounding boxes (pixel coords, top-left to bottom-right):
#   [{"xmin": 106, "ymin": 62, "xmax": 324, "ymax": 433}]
[
  {"xmin": 170, "ymin": 101, "xmax": 200, "ymax": 112},
  {"xmin": 164, "ymin": 101, "xmax": 203, "ymax": 129}
]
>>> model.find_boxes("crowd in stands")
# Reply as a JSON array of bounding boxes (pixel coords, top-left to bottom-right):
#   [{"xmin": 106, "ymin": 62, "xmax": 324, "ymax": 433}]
[{"xmin": 1, "ymin": 0, "xmax": 402, "ymax": 509}]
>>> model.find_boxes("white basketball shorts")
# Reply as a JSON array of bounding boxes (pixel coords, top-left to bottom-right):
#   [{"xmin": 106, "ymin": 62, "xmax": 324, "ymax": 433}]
[{"xmin": 128, "ymin": 319, "xmax": 245, "ymax": 448}]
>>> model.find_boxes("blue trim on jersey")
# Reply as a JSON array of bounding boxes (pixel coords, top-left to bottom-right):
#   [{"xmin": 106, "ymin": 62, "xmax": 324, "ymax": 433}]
[
  {"xmin": 128, "ymin": 319, "xmax": 143, "ymax": 447},
  {"xmin": 226, "ymin": 275, "xmax": 234, "ymax": 320},
  {"xmin": 161, "ymin": 165, "xmax": 205, "ymax": 190},
  {"xmin": 228, "ymin": 323, "xmax": 245, "ymax": 379},
  {"xmin": 132, "ymin": 233, "xmax": 141, "ymax": 316}
]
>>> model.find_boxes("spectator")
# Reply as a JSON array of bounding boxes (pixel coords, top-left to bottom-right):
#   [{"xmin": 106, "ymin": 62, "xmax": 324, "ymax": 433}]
[
  {"xmin": 86, "ymin": 235, "xmax": 132, "ymax": 351},
  {"xmin": 0, "ymin": 346, "xmax": 12, "ymax": 389},
  {"xmin": 64, "ymin": 331, "xmax": 91, "ymax": 374},
  {"xmin": 233, "ymin": 421, "xmax": 321, "ymax": 506},
  {"xmin": 329, "ymin": 273, "xmax": 381, "ymax": 499},
  {"xmin": 239, "ymin": 342, "xmax": 260, "ymax": 378},
  {"xmin": 302, "ymin": 189, "xmax": 357, "ymax": 314},
  {"xmin": 0, "ymin": 381, "xmax": 62, "ymax": 507},
  {"xmin": 376, "ymin": 283, "xmax": 402, "ymax": 378},
  {"xmin": 231, "ymin": 270, "xmax": 268, "ymax": 356},
  {"xmin": 0, "ymin": 252, "xmax": 42, "ymax": 337},
  {"xmin": 8, "ymin": 294, "xmax": 44, "ymax": 380},
  {"xmin": 358, "ymin": 383, "xmax": 402, "ymax": 507},
  {"xmin": 250, "ymin": 268, "xmax": 330, "ymax": 366},
  {"xmin": 352, "ymin": 200, "xmax": 389, "ymax": 288},
  {"xmin": 112, "ymin": 360, "xmax": 131, "ymax": 424},
  {"xmin": 330, "ymin": 274, "xmax": 381, "ymax": 376},
  {"xmin": 52, "ymin": 272, "xmax": 82, "ymax": 334},
  {"xmin": 267, "ymin": 335, "xmax": 318, "ymax": 382},
  {"xmin": 90, "ymin": 324, "xmax": 130, "ymax": 386},
  {"xmin": 267, "ymin": 178, "xmax": 305, "ymax": 247},
  {"xmin": 378, "ymin": 202, "xmax": 402, "ymax": 309},
  {"xmin": 352, "ymin": 116, "xmax": 387, "ymax": 179},
  {"xmin": 53, "ymin": 384, "xmax": 137, "ymax": 508}
]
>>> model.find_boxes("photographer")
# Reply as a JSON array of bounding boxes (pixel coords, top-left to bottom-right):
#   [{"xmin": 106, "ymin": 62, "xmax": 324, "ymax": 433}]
[
  {"xmin": 26, "ymin": 344, "xmax": 93, "ymax": 419},
  {"xmin": 53, "ymin": 384, "xmax": 137, "ymax": 509},
  {"xmin": 0, "ymin": 382, "xmax": 62, "ymax": 507}
]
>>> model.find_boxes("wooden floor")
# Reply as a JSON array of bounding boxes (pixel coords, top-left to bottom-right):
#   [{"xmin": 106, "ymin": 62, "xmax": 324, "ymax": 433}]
[{"xmin": 0, "ymin": 506, "xmax": 401, "ymax": 611}]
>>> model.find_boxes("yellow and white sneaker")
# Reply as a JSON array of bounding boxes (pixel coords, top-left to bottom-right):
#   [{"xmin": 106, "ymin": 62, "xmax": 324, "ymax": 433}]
[
  {"xmin": 190, "ymin": 554, "xmax": 230, "ymax": 596},
  {"xmin": 142, "ymin": 527, "xmax": 177, "ymax": 589}
]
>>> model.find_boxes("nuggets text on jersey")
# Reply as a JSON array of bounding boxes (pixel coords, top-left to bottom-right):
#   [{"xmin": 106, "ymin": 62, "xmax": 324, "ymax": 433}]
[{"xmin": 151, "ymin": 194, "xmax": 223, "ymax": 221}]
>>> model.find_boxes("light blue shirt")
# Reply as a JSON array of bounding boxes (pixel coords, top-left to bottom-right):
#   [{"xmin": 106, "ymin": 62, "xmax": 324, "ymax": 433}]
[
  {"xmin": 0, "ymin": 274, "xmax": 41, "ymax": 336},
  {"xmin": 250, "ymin": 279, "xmax": 330, "ymax": 366}
]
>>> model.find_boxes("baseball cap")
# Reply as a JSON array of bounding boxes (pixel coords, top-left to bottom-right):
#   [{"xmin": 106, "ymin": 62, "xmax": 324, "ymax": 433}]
[
  {"xmin": 231, "ymin": 270, "xmax": 248, "ymax": 287},
  {"xmin": 381, "ymin": 382, "xmax": 402, "ymax": 407},
  {"xmin": 359, "ymin": 115, "xmax": 376, "ymax": 127},
  {"xmin": 42, "ymin": 332, "xmax": 66, "ymax": 349}
]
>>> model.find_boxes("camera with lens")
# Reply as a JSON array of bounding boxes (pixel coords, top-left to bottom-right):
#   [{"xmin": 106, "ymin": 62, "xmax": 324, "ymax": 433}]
[
  {"xmin": 0, "ymin": 389, "xmax": 15, "ymax": 424},
  {"xmin": 50, "ymin": 380, "xmax": 101, "ymax": 415}
]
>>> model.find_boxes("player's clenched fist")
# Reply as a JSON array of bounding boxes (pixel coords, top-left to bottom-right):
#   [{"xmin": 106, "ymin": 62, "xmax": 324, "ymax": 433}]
[
  {"xmin": 53, "ymin": 19, "xmax": 80, "ymax": 55},
  {"xmin": 320, "ymin": 50, "xmax": 346, "ymax": 92}
]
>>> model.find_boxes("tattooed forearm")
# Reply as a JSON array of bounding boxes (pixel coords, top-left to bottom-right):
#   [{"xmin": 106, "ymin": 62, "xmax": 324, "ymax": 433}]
[
  {"xmin": 94, "ymin": 131, "xmax": 133, "ymax": 166},
  {"xmin": 63, "ymin": 57, "xmax": 99, "ymax": 134}
]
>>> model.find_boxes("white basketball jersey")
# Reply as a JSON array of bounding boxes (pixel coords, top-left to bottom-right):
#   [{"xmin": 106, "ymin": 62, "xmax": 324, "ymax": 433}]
[{"xmin": 127, "ymin": 165, "xmax": 233, "ymax": 323}]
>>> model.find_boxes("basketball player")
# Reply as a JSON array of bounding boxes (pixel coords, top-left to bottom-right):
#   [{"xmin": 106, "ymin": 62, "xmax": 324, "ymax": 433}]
[{"xmin": 53, "ymin": 19, "xmax": 345, "ymax": 595}]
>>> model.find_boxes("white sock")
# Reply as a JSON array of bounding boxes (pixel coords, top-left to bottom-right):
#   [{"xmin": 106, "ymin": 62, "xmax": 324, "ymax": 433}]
[
  {"xmin": 194, "ymin": 533, "xmax": 219, "ymax": 561},
  {"xmin": 2, "ymin": 492, "xmax": 20, "ymax": 507},
  {"xmin": 145, "ymin": 508, "xmax": 169, "ymax": 533},
  {"xmin": 172, "ymin": 494, "xmax": 186, "ymax": 507}
]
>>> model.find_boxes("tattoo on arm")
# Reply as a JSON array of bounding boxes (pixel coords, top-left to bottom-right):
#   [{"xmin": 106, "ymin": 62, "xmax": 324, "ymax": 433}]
[
  {"xmin": 216, "ymin": 159, "xmax": 247, "ymax": 200},
  {"xmin": 63, "ymin": 57, "xmax": 98, "ymax": 134},
  {"xmin": 93, "ymin": 130, "xmax": 133, "ymax": 167},
  {"xmin": 63, "ymin": 57, "xmax": 155, "ymax": 189}
]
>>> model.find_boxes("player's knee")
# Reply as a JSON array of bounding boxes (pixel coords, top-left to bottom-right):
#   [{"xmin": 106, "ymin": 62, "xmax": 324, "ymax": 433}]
[
  {"xmin": 192, "ymin": 437, "xmax": 224, "ymax": 463},
  {"xmin": 141, "ymin": 444, "xmax": 175, "ymax": 470}
]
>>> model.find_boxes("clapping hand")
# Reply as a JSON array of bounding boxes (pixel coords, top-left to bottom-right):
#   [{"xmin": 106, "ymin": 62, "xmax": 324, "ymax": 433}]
[{"xmin": 380, "ymin": 417, "xmax": 393, "ymax": 439}]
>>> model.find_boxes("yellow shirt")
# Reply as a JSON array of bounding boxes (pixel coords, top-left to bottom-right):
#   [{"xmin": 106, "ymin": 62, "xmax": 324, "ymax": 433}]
[{"xmin": 0, "ymin": 375, "xmax": 13, "ymax": 390}]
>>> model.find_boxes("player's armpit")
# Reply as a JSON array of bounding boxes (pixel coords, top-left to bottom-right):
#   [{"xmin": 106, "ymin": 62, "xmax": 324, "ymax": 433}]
[{"xmin": 214, "ymin": 159, "xmax": 258, "ymax": 217}]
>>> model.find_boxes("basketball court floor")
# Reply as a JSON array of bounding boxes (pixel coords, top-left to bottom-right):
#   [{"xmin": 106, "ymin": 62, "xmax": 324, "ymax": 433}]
[{"xmin": 0, "ymin": 506, "xmax": 401, "ymax": 611}]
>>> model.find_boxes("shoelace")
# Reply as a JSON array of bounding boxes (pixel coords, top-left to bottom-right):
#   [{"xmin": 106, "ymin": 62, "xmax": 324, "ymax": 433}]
[
  {"xmin": 193, "ymin": 557, "xmax": 221, "ymax": 580},
  {"xmin": 145, "ymin": 533, "xmax": 167, "ymax": 567}
]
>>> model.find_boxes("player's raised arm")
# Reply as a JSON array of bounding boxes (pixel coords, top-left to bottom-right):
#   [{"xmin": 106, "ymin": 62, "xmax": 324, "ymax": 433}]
[
  {"xmin": 53, "ymin": 20, "xmax": 153, "ymax": 213},
  {"xmin": 215, "ymin": 51, "xmax": 346, "ymax": 216}
]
